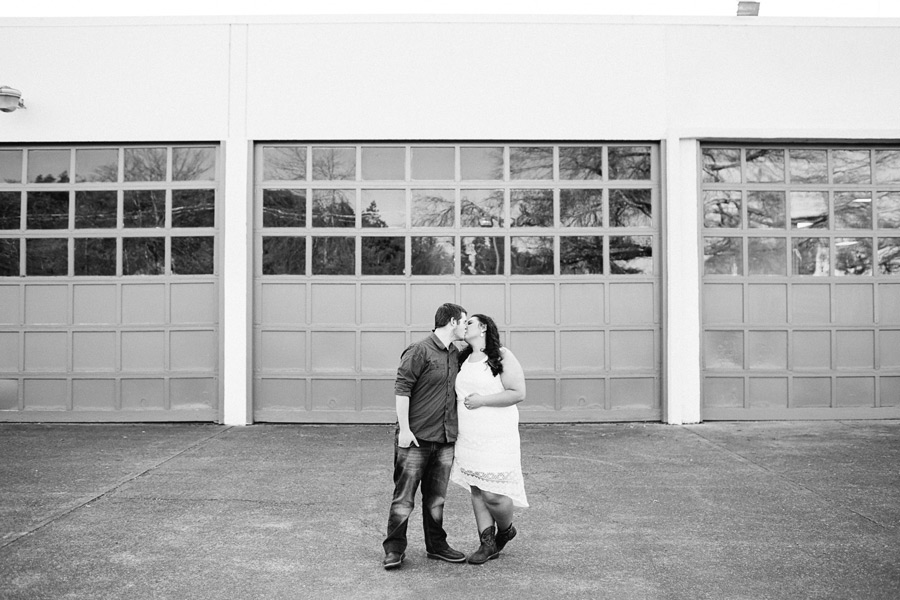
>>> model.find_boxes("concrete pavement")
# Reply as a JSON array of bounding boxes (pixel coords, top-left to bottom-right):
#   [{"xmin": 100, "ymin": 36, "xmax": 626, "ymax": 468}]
[{"xmin": 1, "ymin": 421, "xmax": 898, "ymax": 599}]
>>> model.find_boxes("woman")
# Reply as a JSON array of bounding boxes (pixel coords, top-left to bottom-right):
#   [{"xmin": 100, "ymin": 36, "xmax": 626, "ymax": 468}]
[{"xmin": 450, "ymin": 314, "xmax": 528, "ymax": 565}]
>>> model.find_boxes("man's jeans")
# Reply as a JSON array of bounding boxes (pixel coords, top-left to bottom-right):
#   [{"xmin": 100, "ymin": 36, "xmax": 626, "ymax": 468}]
[{"xmin": 383, "ymin": 436, "xmax": 455, "ymax": 554}]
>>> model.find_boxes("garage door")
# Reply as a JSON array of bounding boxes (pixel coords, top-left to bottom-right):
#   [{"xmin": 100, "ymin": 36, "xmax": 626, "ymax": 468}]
[
  {"xmin": 253, "ymin": 143, "xmax": 661, "ymax": 422},
  {"xmin": 0, "ymin": 145, "xmax": 220, "ymax": 420},
  {"xmin": 701, "ymin": 144, "xmax": 900, "ymax": 417}
]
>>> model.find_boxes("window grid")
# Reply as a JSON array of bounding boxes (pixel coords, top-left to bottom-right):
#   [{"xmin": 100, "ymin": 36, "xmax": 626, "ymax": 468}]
[{"xmin": 255, "ymin": 143, "xmax": 659, "ymax": 277}]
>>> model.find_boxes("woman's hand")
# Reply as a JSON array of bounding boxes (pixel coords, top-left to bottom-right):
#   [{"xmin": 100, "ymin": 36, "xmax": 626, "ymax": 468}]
[{"xmin": 463, "ymin": 393, "xmax": 483, "ymax": 410}]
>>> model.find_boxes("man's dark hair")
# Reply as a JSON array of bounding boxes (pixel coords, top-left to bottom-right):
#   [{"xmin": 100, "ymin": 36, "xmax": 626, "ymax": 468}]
[{"xmin": 433, "ymin": 303, "xmax": 466, "ymax": 330}]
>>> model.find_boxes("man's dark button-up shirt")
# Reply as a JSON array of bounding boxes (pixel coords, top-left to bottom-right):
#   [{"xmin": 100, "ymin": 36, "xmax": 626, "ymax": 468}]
[{"xmin": 394, "ymin": 333, "xmax": 460, "ymax": 443}]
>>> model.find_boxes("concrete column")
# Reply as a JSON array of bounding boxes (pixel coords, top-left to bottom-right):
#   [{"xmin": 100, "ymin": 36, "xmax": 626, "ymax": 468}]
[
  {"xmin": 222, "ymin": 24, "xmax": 252, "ymax": 425},
  {"xmin": 664, "ymin": 137, "xmax": 702, "ymax": 424}
]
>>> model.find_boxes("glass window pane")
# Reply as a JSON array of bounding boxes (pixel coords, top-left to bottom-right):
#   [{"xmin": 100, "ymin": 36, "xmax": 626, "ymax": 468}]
[
  {"xmin": 875, "ymin": 150, "xmax": 900, "ymax": 184},
  {"xmin": 511, "ymin": 236, "xmax": 553, "ymax": 275},
  {"xmin": 171, "ymin": 236, "xmax": 214, "ymax": 274},
  {"xmin": 27, "ymin": 150, "xmax": 70, "ymax": 183},
  {"xmin": 745, "ymin": 149, "xmax": 784, "ymax": 183},
  {"xmin": 704, "ymin": 237, "xmax": 742, "ymax": 275},
  {"xmin": 834, "ymin": 192, "xmax": 872, "ymax": 229},
  {"xmin": 0, "ymin": 191, "xmax": 21, "ymax": 229},
  {"xmin": 173, "ymin": 147, "xmax": 216, "ymax": 181},
  {"xmin": 124, "ymin": 147, "xmax": 167, "ymax": 182},
  {"xmin": 461, "ymin": 236, "xmax": 504, "ymax": 275},
  {"xmin": 0, "ymin": 149, "xmax": 23, "ymax": 183},
  {"xmin": 559, "ymin": 147, "xmax": 603, "ymax": 180},
  {"xmin": 511, "ymin": 189, "xmax": 553, "ymax": 227},
  {"xmin": 610, "ymin": 235, "xmax": 652, "ymax": 275},
  {"xmin": 560, "ymin": 236, "xmax": 603, "ymax": 274},
  {"xmin": 878, "ymin": 238, "xmax": 900, "ymax": 275},
  {"xmin": 75, "ymin": 149, "xmax": 118, "ymax": 183},
  {"xmin": 262, "ymin": 236, "xmax": 305, "ymax": 275},
  {"xmin": 312, "ymin": 237, "xmax": 355, "ymax": 274},
  {"xmin": 412, "ymin": 189, "xmax": 454, "ymax": 227},
  {"xmin": 560, "ymin": 189, "xmax": 603, "ymax": 227},
  {"xmin": 461, "ymin": 147, "xmax": 503, "ymax": 181},
  {"xmin": 124, "ymin": 190, "xmax": 166, "ymax": 228},
  {"xmin": 362, "ymin": 236, "xmax": 405, "ymax": 275},
  {"xmin": 510, "ymin": 147, "xmax": 553, "ymax": 180},
  {"xmin": 75, "ymin": 191, "xmax": 117, "ymax": 228},
  {"xmin": 835, "ymin": 238, "xmax": 872, "ymax": 276},
  {"xmin": 792, "ymin": 238, "xmax": 830, "ymax": 276},
  {"xmin": 748, "ymin": 237, "xmax": 786, "ymax": 275},
  {"xmin": 263, "ymin": 189, "xmax": 306, "ymax": 228},
  {"xmin": 877, "ymin": 192, "xmax": 900, "ymax": 229},
  {"xmin": 75, "ymin": 238, "xmax": 116, "ymax": 276},
  {"xmin": 747, "ymin": 191, "xmax": 785, "ymax": 229},
  {"xmin": 790, "ymin": 191, "xmax": 828, "ymax": 230},
  {"xmin": 833, "ymin": 150, "xmax": 871, "ymax": 184},
  {"xmin": 27, "ymin": 191, "xmax": 69, "ymax": 229},
  {"xmin": 411, "ymin": 236, "xmax": 454, "ymax": 275},
  {"xmin": 610, "ymin": 189, "xmax": 652, "ymax": 227},
  {"xmin": 172, "ymin": 189, "xmax": 215, "ymax": 228},
  {"xmin": 703, "ymin": 191, "xmax": 741, "ymax": 228},
  {"xmin": 263, "ymin": 146, "xmax": 307, "ymax": 181},
  {"xmin": 411, "ymin": 147, "xmax": 454, "ymax": 180},
  {"xmin": 702, "ymin": 148, "xmax": 741, "ymax": 183},
  {"xmin": 361, "ymin": 147, "xmax": 405, "ymax": 181},
  {"xmin": 123, "ymin": 237, "xmax": 165, "ymax": 275},
  {"xmin": 788, "ymin": 149, "xmax": 827, "ymax": 184},
  {"xmin": 26, "ymin": 238, "xmax": 67, "ymax": 276},
  {"xmin": 312, "ymin": 190, "xmax": 355, "ymax": 228},
  {"xmin": 0, "ymin": 238, "xmax": 18, "ymax": 276},
  {"xmin": 362, "ymin": 189, "xmax": 405, "ymax": 228},
  {"xmin": 312, "ymin": 147, "xmax": 356, "ymax": 181},
  {"xmin": 461, "ymin": 189, "xmax": 504, "ymax": 227},
  {"xmin": 609, "ymin": 146, "xmax": 651, "ymax": 180}
]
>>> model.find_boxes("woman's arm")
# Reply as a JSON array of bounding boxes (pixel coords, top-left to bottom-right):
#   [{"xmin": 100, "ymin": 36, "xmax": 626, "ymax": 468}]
[{"xmin": 463, "ymin": 348, "xmax": 527, "ymax": 409}]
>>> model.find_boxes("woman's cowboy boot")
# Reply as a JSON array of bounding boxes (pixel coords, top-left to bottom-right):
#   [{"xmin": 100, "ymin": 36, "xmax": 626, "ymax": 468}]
[
  {"xmin": 495, "ymin": 523, "xmax": 517, "ymax": 552},
  {"xmin": 466, "ymin": 526, "xmax": 499, "ymax": 565}
]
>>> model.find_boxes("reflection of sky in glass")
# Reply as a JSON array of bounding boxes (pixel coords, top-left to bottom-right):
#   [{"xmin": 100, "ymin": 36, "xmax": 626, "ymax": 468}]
[
  {"xmin": 28, "ymin": 150, "xmax": 70, "ymax": 183},
  {"xmin": 362, "ymin": 189, "xmax": 405, "ymax": 227},
  {"xmin": 877, "ymin": 192, "xmax": 900, "ymax": 228},
  {"xmin": 362, "ymin": 147, "xmax": 405, "ymax": 181},
  {"xmin": 702, "ymin": 148, "xmax": 741, "ymax": 183},
  {"xmin": 173, "ymin": 147, "xmax": 216, "ymax": 181},
  {"xmin": 790, "ymin": 191, "xmax": 828, "ymax": 229},
  {"xmin": 263, "ymin": 146, "xmax": 307, "ymax": 181},
  {"xmin": 0, "ymin": 150, "xmax": 22, "ymax": 183},
  {"xmin": 312, "ymin": 147, "xmax": 356, "ymax": 180},
  {"xmin": 411, "ymin": 147, "xmax": 454, "ymax": 180},
  {"xmin": 834, "ymin": 192, "xmax": 871, "ymax": 229},
  {"xmin": 510, "ymin": 147, "xmax": 553, "ymax": 180},
  {"xmin": 76, "ymin": 149, "xmax": 118, "ymax": 183},
  {"xmin": 875, "ymin": 150, "xmax": 900, "ymax": 184},
  {"xmin": 610, "ymin": 235, "xmax": 652, "ymax": 274},
  {"xmin": 832, "ymin": 150, "xmax": 871, "ymax": 184},
  {"xmin": 703, "ymin": 191, "xmax": 741, "ymax": 228},
  {"xmin": 789, "ymin": 149, "xmax": 828, "ymax": 184},
  {"xmin": 745, "ymin": 149, "xmax": 784, "ymax": 183},
  {"xmin": 461, "ymin": 147, "xmax": 503, "ymax": 180},
  {"xmin": 412, "ymin": 189, "xmax": 454, "ymax": 227},
  {"xmin": 461, "ymin": 189, "xmax": 504, "ymax": 227}
]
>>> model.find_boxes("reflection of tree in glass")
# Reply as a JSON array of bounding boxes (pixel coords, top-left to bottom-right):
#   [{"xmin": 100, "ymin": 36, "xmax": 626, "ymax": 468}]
[
  {"xmin": 462, "ymin": 236, "xmax": 503, "ymax": 275},
  {"xmin": 0, "ymin": 239, "xmax": 18, "ymax": 276},
  {"xmin": 461, "ymin": 190, "xmax": 504, "ymax": 227},
  {"xmin": 172, "ymin": 237, "xmax": 214, "ymax": 274},
  {"xmin": 511, "ymin": 237, "xmax": 553, "ymax": 274},
  {"xmin": 172, "ymin": 190, "xmax": 215, "ymax": 228},
  {"xmin": 262, "ymin": 236, "xmax": 305, "ymax": 275},
  {"xmin": 834, "ymin": 193, "xmax": 871, "ymax": 229},
  {"xmin": 560, "ymin": 190, "xmax": 602, "ymax": 227},
  {"xmin": 875, "ymin": 150, "xmax": 900, "ymax": 184},
  {"xmin": 123, "ymin": 238, "xmax": 165, "ymax": 275},
  {"xmin": 559, "ymin": 147, "xmax": 603, "ymax": 180},
  {"xmin": 702, "ymin": 148, "xmax": 740, "ymax": 183},
  {"xmin": 745, "ymin": 149, "xmax": 784, "ymax": 183},
  {"xmin": 510, "ymin": 147, "xmax": 553, "ymax": 180},
  {"xmin": 125, "ymin": 148, "xmax": 167, "ymax": 181},
  {"xmin": 704, "ymin": 237, "xmax": 741, "ymax": 275},
  {"xmin": 609, "ymin": 147, "xmax": 651, "ymax": 180},
  {"xmin": 313, "ymin": 148, "xmax": 355, "ymax": 180},
  {"xmin": 412, "ymin": 192, "xmax": 454, "ymax": 227},
  {"xmin": 33, "ymin": 171, "xmax": 70, "ymax": 184},
  {"xmin": 610, "ymin": 236, "xmax": 652, "ymax": 274},
  {"xmin": 703, "ymin": 192, "xmax": 741, "ymax": 228},
  {"xmin": 610, "ymin": 189, "xmax": 651, "ymax": 227},
  {"xmin": 832, "ymin": 150, "xmax": 871, "ymax": 184},
  {"xmin": 263, "ymin": 190, "xmax": 305, "ymax": 228},
  {"xmin": 173, "ymin": 148, "xmax": 215, "ymax": 181},
  {"xmin": 264, "ymin": 147, "xmax": 307, "ymax": 181},
  {"xmin": 747, "ymin": 191, "xmax": 785, "ymax": 229},
  {"xmin": 0, "ymin": 192, "xmax": 20, "ymax": 229},
  {"xmin": 362, "ymin": 237, "xmax": 404, "ymax": 275},
  {"xmin": 560, "ymin": 236, "xmax": 603, "ymax": 274},
  {"xmin": 411, "ymin": 237, "xmax": 454, "ymax": 275},
  {"xmin": 124, "ymin": 191, "xmax": 166, "ymax": 228},
  {"xmin": 793, "ymin": 238, "xmax": 829, "ymax": 275},
  {"xmin": 312, "ymin": 237, "xmax": 354, "ymax": 275},
  {"xmin": 835, "ymin": 239, "xmax": 872, "ymax": 275},
  {"xmin": 879, "ymin": 239, "xmax": 900, "ymax": 274},
  {"xmin": 313, "ymin": 190, "xmax": 355, "ymax": 227},
  {"xmin": 75, "ymin": 238, "xmax": 116, "ymax": 275},
  {"xmin": 362, "ymin": 201, "xmax": 388, "ymax": 228},
  {"xmin": 511, "ymin": 190, "xmax": 553, "ymax": 227}
]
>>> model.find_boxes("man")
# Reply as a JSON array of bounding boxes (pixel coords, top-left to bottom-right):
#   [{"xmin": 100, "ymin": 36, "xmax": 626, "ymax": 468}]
[{"xmin": 383, "ymin": 303, "xmax": 468, "ymax": 570}]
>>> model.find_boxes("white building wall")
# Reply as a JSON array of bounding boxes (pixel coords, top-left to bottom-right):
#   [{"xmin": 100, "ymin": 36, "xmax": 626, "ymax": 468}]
[{"xmin": 2, "ymin": 15, "xmax": 899, "ymax": 424}]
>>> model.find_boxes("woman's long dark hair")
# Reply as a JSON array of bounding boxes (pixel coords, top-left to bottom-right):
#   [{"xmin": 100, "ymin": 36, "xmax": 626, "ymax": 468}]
[{"xmin": 458, "ymin": 314, "xmax": 504, "ymax": 377}]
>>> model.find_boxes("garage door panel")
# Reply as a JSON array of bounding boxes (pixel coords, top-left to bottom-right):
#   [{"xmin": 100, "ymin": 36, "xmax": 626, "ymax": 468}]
[
  {"xmin": 24, "ymin": 285, "xmax": 67, "ymax": 325},
  {"xmin": 72, "ymin": 379, "xmax": 116, "ymax": 411},
  {"xmin": 73, "ymin": 285, "xmax": 117, "ymax": 324},
  {"xmin": 792, "ymin": 377, "xmax": 831, "ymax": 408},
  {"xmin": 410, "ymin": 285, "xmax": 456, "ymax": 326},
  {"xmin": 73, "ymin": 332, "xmax": 116, "ymax": 371},
  {"xmin": 560, "ymin": 283, "xmax": 604, "ymax": 326},
  {"xmin": 747, "ymin": 284, "xmax": 787, "ymax": 324},
  {"xmin": 703, "ymin": 283, "xmax": 743, "ymax": 324},
  {"xmin": 361, "ymin": 284, "xmax": 406, "ymax": 325},
  {"xmin": 24, "ymin": 332, "xmax": 67, "ymax": 371},
  {"xmin": 360, "ymin": 332, "xmax": 406, "ymax": 371},
  {"xmin": 122, "ymin": 332, "xmax": 165, "ymax": 371},
  {"xmin": 460, "ymin": 284, "xmax": 506, "ymax": 323},
  {"xmin": 121, "ymin": 379, "xmax": 166, "ymax": 410},
  {"xmin": 834, "ymin": 284, "xmax": 874, "ymax": 324},
  {"xmin": 311, "ymin": 284, "xmax": 355, "ymax": 324},
  {"xmin": 311, "ymin": 380, "xmax": 356, "ymax": 411},
  {"xmin": 880, "ymin": 284, "xmax": 900, "ymax": 324},
  {"xmin": 791, "ymin": 284, "xmax": 831, "ymax": 323},
  {"xmin": 24, "ymin": 379, "xmax": 67, "ymax": 409},
  {"xmin": 0, "ymin": 287, "xmax": 19, "ymax": 324},
  {"xmin": 361, "ymin": 379, "xmax": 395, "ymax": 411},
  {"xmin": 171, "ymin": 283, "xmax": 217, "ymax": 324},
  {"xmin": 748, "ymin": 377, "xmax": 788, "ymax": 408},
  {"xmin": 122, "ymin": 284, "xmax": 166, "ymax": 324},
  {"xmin": 609, "ymin": 283, "xmax": 655, "ymax": 325},
  {"xmin": 836, "ymin": 377, "xmax": 875, "ymax": 407},
  {"xmin": 310, "ymin": 332, "xmax": 356, "ymax": 371},
  {"xmin": 259, "ymin": 283, "xmax": 306, "ymax": 325},
  {"xmin": 510, "ymin": 284, "xmax": 554, "ymax": 324},
  {"xmin": 259, "ymin": 331, "xmax": 305, "ymax": 371},
  {"xmin": 609, "ymin": 378, "xmax": 657, "ymax": 409},
  {"xmin": 256, "ymin": 378, "xmax": 305, "ymax": 410},
  {"xmin": 519, "ymin": 378, "xmax": 556, "ymax": 410},
  {"xmin": 560, "ymin": 379, "xmax": 604, "ymax": 411}
]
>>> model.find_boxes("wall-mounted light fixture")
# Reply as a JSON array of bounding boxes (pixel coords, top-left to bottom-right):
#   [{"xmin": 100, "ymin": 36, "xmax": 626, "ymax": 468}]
[
  {"xmin": 737, "ymin": 1, "xmax": 761, "ymax": 16},
  {"xmin": 0, "ymin": 86, "xmax": 26, "ymax": 112}
]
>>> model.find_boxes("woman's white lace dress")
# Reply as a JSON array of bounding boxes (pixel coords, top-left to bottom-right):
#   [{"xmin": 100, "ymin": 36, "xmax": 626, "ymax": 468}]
[{"xmin": 450, "ymin": 355, "xmax": 529, "ymax": 507}]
